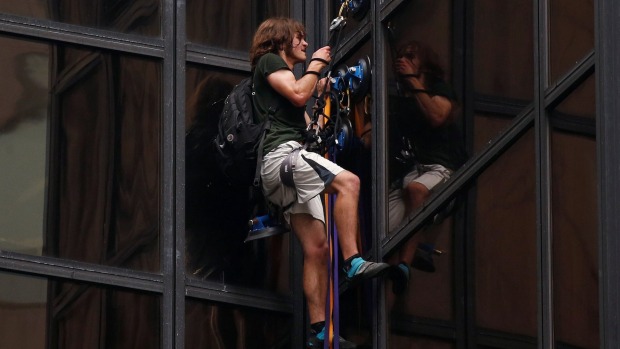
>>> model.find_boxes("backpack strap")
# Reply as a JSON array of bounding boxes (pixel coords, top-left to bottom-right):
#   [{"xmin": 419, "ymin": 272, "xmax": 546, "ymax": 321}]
[
  {"xmin": 253, "ymin": 119, "xmax": 269, "ymax": 187},
  {"xmin": 253, "ymin": 106, "xmax": 276, "ymax": 187}
]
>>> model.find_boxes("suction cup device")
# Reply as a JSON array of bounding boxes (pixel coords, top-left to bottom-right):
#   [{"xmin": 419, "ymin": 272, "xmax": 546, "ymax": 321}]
[
  {"xmin": 329, "ymin": 56, "xmax": 372, "ymax": 103},
  {"xmin": 330, "ymin": 64, "xmax": 349, "ymax": 93},
  {"xmin": 334, "ymin": 117, "xmax": 353, "ymax": 157},
  {"xmin": 349, "ymin": 56, "xmax": 371, "ymax": 102},
  {"xmin": 346, "ymin": 0, "xmax": 370, "ymax": 21},
  {"xmin": 245, "ymin": 214, "xmax": 289, "ymax": 242}
]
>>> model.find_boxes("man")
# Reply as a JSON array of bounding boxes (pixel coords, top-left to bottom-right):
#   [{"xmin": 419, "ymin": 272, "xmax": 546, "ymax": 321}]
[{"xmin": 249, "ymin": 17, "xmax": 390, "ymax": 348}]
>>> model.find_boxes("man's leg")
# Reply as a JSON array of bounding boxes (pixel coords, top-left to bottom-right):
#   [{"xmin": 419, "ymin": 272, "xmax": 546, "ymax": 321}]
[
  {"xmin": 326, "ymin": 170, "xmax": 390, "ymax": 282},
  {"xmin": 325, "ymin": 170, "xmax": 360, "ymax": 260},
  {"xmin": 290, "ymin": 212, "xmax": 329, "ymax": 324}
]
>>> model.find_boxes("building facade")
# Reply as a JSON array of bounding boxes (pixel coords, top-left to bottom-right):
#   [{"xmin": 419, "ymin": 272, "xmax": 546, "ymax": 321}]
[{"xmin": 0, "ymin": 0, "xmax": 618, "ymax": 348}]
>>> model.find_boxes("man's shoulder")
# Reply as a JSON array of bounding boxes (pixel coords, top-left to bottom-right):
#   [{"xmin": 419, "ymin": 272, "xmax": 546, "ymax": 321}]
[{"xmin": 257, "ymin": 53, "xmax": 290, "ymax": 75}]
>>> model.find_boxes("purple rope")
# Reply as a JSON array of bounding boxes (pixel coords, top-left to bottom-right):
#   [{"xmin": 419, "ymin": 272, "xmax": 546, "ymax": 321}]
[{"xmin": 332, "ymin": 191, "xmax": 340, "ymax": 349}]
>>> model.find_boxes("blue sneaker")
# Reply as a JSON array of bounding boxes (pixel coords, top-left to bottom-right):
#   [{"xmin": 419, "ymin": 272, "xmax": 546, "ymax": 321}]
[
  {"xmin": 344, "ymin": 257, "xmax": 391, "ymax": 284},
  {"xmin": 307, "ymin": 327, "xmax": 357, "ymax": 349}
]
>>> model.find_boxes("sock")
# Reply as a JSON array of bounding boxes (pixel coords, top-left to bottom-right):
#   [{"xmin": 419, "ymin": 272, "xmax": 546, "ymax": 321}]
[
  {"xmin": 346, "ymin": 256, "xmax": 365, "ymax": 278},
  {"xmin": 310, "ymin": 321, "xmax": 325, "ymax": 335},
  {"xmin": 343, "ymin": 254, "xmax": 360, "ymax": 270},
  {"xmin": 398, "ymin": 262, "xmax": 410, "ymax": 279}
]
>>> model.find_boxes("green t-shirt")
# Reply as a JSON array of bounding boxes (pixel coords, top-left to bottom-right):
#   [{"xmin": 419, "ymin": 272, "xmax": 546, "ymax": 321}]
[{"xmin": 253, "ymin": 53, "xmax": 306, "ymax": 153}]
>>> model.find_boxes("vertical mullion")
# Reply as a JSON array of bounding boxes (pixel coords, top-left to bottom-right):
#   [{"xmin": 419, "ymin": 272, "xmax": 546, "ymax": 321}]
[
  {"xmin": 162, "ymin": 0, "xmax": 181, "ymax": 348},
  {"xmin": 175, "ymin": 0, "xmax": 187, "ymax": 348},
  {"xmin": 596, "ymin": 0, "xmax": 620, "ymax": 348},
  {"xmin": 534, "ymin": 0, "xmax": 554, "ymax": 348},
  {"xmin": 375, "ymin": 0, "xmax": 388, "ymax": 348}
]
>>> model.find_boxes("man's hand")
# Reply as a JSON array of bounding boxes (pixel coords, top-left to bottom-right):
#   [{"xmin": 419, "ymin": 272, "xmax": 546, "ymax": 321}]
[
  {"xmin": 311, "ymin": 46, "xmax": 332, "ymax": 66},
  {"xmin": 394, "ymin": 57, "xmax": 419, "ymax": 77}
]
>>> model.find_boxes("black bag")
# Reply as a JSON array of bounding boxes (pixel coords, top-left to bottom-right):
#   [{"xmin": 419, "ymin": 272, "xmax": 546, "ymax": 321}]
[{"xmin": 213, "ymin": 77, "xmax": 272, "ymax": 187}]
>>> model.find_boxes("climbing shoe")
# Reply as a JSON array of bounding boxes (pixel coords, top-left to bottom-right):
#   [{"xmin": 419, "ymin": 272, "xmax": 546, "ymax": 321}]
[
  {"xmin": 344, "ymin": 257, "xmax": 391, "ymax": 284},
  {"xmin": 307, "ymin": 327, "xmax": 357, "ymax": 349},
  {"xmin": 389, "ymin": 263, "xmax": 410, "ymax": 295},
  {"xmin": 411, "ymin": 243, "xmax": 439, "ymax": 273}
]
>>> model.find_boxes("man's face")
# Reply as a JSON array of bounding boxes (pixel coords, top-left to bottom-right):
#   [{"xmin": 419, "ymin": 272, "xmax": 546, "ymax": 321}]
[
  {"xmin": 288, "ymin": 31, "xmax": 308, "ymax": 64},
  {"xmin": 394, "ymin": 46, "xmax": 422, "ymax": 76}
]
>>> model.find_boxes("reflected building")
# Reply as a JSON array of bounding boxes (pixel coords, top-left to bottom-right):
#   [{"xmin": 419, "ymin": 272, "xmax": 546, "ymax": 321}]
[{"xmin": 0, "ymin": 0, "xmax": 618, "ymax": 349}]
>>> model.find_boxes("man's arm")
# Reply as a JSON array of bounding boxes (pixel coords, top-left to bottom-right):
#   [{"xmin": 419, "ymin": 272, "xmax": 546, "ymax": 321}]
[
  {"xmin": 267, "ymin": 46, "xmax": 331, "ymax": 107},
  {"xmin": 404, "ymin": 75, "xmax": 454, "ymax": 128}
]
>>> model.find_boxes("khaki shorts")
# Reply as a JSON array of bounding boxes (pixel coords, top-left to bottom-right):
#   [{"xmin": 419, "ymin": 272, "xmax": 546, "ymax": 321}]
[
  {"xmin": 388, "ymin": 164, "xmax": 452, "ymax": 231},
  {"xmin": 261, "ymin": 141, "xmax": 345, "ymax": 224}
]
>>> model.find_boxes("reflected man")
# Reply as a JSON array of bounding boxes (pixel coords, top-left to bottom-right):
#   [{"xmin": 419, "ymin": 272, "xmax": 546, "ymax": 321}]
[{"xmin": 388, "ymin": 41, "xmax": 467, "ymax": 280}]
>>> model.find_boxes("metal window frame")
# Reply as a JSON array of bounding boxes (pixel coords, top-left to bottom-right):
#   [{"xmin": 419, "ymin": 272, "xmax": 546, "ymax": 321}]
[
  {"xmin": 596, "ymin": 1, "xmax": 620, "ymax": 348},
  {"xmin": 0, "ymin": 0, "xmax": 619, "ymax": 348}
]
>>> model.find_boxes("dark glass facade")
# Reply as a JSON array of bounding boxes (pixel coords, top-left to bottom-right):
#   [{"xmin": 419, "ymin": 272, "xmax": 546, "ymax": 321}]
[{"xmin": 1, "ymin": 1, "xmax": 619, "ymax": 348}]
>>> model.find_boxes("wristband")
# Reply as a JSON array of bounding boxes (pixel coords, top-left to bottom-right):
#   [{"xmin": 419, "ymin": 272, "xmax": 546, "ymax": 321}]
[
  {"xmin": 411, "ymin": 88, "xmax": 431, "ymax": 94},
  {"xmin": 309, "ymin": 57, "xmax": 329, "ymax": 65},
  {"xmin": 303, "ymin": 70, "xmax": 321, "ymax": 77}
]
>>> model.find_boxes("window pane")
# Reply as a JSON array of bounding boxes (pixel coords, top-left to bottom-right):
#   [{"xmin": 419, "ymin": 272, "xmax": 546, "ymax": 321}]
[
  {"xmin": 389, "ymin": 334, "xmax": 454, "ymax": 349},
  {"xmin": 384, "ymin": 0, "xmax": 465, "ymax": 237},
  {"xmin": 474, "ymin": 0, "xmax": 534, "ymax": 101},
  {"xmin": 185, "ymin": 65, "xmax": 290, "ymax": 293},
  {"xmin": 186, "ymin": 1, "xmax": 289, "ymax": 52},
  {"xmin": 386, "ymin": 218, "xmax": 454, "ymax": 321},
  {"xmin": 0, "ymin": 0, "xmax": 161, "ymax": 37},
  {"xmin": 0, "ymin": 270, "xmax": 161, "ymax": 349},
  {"xmin": 549, "ymin": 0, "xmax": 594, "ymax": 85},
  {"xmin": 0, "ymin": 35, "xmax": 162, "ymax": 272},
  {"xmin": 186, "ymin": 298, "xmax": 292, "ymax": 349},
  {"xmin": 0, "ymin": 36, "xmax": 48, "ymax": 256},
  {"xmin": 550, "ymin": 79, "xmax": 598, "ymax": 348},
  {"xmin": 475, "ymin": 128, "xmax": 537, "ymax": 338}
]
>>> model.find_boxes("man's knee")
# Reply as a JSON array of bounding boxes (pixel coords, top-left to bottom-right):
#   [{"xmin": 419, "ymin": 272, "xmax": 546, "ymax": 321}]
[
  {"xmin": 405, "ymin": 182, "xmax": 430, "ymax": 209},
  {"xmin": 304, "ymin": 237, "xmax": 329, "ymax": 261},
  {"xmin": 333, "ymin": 171, "xmax": 360, "ymax": 195}
]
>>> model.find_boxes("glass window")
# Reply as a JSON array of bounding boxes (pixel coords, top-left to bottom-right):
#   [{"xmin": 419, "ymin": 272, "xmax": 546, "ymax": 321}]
[
  {"xmin": 383, "ymin": 1, "xmax": 466, "ymax": 277},
  {"xmin": 185, "ymin": 64, "xmax": 291, "ymax": 293},
  {"xmin": 0, "ymin": 36, "xmax": 49, "ymax": 257},
  {"xmin": 0, "ymin": 35, "xmax": 162, "ymax": 272},
  {"xmin": 475, "ymin": 128, "xmax": 537, "ymax": 338},
  {"xmin": 550, "ymin": 78, "xmax": 598, "ymax": 348},
  {"xmin": 474, "ymin": 0, "xmax": 534, "ymax": 102},
  {"xmin": 0, "ymin": 270, "xmax": 161, "ymax": 349},
  {"xmin": 549, "ymin": 0, "xmax": 594, "ymax": 85},
  {"xmin": 0, "ymin": 0, "xmax": 161, "ymax": 37},
  {"xmin": 185, "ymin": 298, "xmax": 292, "ymax": 349},
  {"xmin": 186, "ymin": 1, "xmax": 289, "ymax": 52}
]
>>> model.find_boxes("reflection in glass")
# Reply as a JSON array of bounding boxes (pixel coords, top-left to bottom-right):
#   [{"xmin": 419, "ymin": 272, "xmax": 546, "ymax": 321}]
[
  {"xmin": 0, "ymin": 271, "xmax": 160, "ymax": 349},
  {"xmin": 186, "ymin": 298, "xmax": 292, "ymax": 349},
  {"xmin": 185, "ymin": 65, "xmax": 290, "ymax": 293},
  {"xmin": 0, "ymin": 35, "xmax": 162, "ymax": 272},
  {"xmin": 187, "ymin": 0, "xmax": 289, "ymax": 51},
  {"xmin": 384, "ymin": 0, "xmax": 463, "ymax": 236},
  {"xmin": 549, "ymin": 0, "xmax": 594, "ymax": 85},
  {"xmin": 383, "ymin": 0, "xmax": 461, "ymax": 338},
  {"xmin": 0, "ymin": 0, "xmax": 160, "ymax": 37},
  {"xmin": 0, "ymin": 37, "xmax": 49, "ymax": 256},
  {"xmin": 550, "ymin": 80, "xmax": 598, "ymax": 348},
  {"xmin": 53, "ymin": 45, "xmax": 162, "ymax": 272},
  {"xmin": 475, "ymin": 128, "xmax": 537, "ymax": 337}
]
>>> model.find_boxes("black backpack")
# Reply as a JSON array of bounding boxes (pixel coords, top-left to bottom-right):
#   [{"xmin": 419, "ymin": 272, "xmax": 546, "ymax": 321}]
[{"xmin": 213, "ymin": 77, "xmax": 273, "ymax": 188}]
